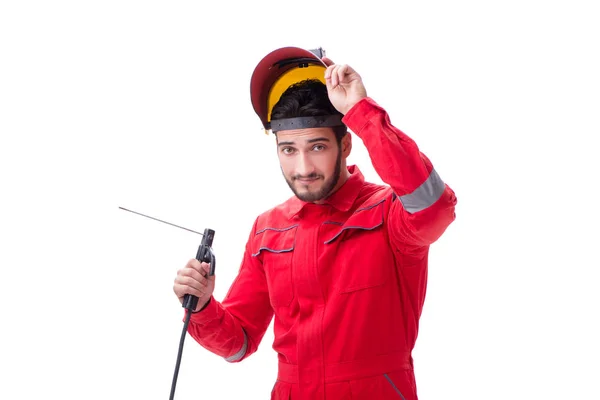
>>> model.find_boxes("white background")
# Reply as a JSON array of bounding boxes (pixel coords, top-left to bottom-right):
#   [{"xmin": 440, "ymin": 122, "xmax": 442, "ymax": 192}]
[{"xmin": 1, "ymin": 1, "xmax": 599, "ymax": 399}]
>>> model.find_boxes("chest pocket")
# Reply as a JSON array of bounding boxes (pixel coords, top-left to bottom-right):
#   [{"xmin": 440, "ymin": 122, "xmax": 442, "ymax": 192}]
[
  {"xmin": 324, "ymin": 199, "xmax": 392, "ymax": 294},
  {"xmin": 252, "ymin": 225, "xmax": 297, "ymax": 307}
]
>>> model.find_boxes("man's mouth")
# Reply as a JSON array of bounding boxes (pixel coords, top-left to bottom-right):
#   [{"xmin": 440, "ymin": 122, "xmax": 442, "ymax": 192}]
[{"xmin": 296, "ymin": 177, "xmax": 319, "ymax": 184}]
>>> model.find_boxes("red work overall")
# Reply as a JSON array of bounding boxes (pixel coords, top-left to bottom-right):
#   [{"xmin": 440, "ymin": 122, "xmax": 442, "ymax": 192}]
[{"xmin": 186, "ymin": 98, "xmax": 457, "ymax": 399}]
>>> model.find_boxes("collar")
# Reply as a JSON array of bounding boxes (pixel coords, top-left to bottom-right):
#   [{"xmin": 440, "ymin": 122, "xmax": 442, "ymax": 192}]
[{"xmin": 284, "ymin": 165, "xmax": 365, "ymax": 220}]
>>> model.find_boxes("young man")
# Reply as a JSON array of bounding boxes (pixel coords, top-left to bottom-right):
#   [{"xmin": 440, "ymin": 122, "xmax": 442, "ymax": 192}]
[{"xmin": 173, "ymin": 47, "xmax": 457, "ymax": 400}]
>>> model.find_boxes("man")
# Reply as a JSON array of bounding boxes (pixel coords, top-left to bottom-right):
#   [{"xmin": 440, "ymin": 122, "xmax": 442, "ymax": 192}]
[{"xmin": 173, "ymin": 46, "xmax": 457, "ymax": 400}]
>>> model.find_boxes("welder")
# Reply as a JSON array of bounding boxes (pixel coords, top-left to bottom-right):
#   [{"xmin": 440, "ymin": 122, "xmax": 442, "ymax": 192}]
[{"xmin": 173, "ymin": 46, "xmax": 457, "ymax": 400}]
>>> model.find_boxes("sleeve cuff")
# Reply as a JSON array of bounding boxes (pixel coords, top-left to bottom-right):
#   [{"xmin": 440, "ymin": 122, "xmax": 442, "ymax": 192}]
[
  {"xmin": 341, "ymin": 97, "xmax": 384, "ymax": 137},
  {"xmin": 185, "ymin": 296, "xmax": 221, "ymax": 325}
]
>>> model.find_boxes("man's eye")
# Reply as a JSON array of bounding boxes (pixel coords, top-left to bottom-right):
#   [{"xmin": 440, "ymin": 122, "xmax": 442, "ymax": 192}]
[
  {"xmin": 313, "ymin": 144, "xmax": 325, "ymax": 151},
  {"xmin": 282, "ymin": 147, "xmax": 295, "ymax": 154}
]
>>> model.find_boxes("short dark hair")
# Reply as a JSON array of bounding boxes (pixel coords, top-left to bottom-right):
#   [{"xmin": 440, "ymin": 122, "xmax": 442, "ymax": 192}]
[{"xmin": 270, "ymin": 79, "xmax": 347, "ymax": 143}]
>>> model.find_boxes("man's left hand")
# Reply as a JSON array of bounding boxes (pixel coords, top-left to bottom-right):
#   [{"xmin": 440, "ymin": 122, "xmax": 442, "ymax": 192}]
[{"xmin": 323, "ymin": 57, "xmax": 368, "ymax": 115}]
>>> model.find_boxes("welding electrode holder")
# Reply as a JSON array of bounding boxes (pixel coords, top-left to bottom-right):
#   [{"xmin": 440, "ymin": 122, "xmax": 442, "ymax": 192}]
[
  {"xmin": 182, "ymin": 228, "xmax": 216, "ymax": 312},
  {"xmin": 117, "ymin": 207, "xmax": 217, "ymax": 399},
  {"xmin": 169, "ymin": 227, "xmax": 216, "ymax": 400}
]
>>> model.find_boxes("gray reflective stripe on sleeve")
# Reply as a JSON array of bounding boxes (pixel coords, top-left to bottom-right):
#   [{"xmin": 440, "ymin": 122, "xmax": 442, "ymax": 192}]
[
  {"xmin": 399, "ymin": 169, "xmax": 445, "ymax": 214},
  {"xmin": 225, "ymin": 330, "xmax": 248, "ymax": 362}
]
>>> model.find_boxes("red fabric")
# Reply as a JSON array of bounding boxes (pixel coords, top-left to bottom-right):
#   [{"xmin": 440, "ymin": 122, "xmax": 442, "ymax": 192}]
[{"xmin": 186, "ymin": 97, "xmax": 457, "ymax": 399}]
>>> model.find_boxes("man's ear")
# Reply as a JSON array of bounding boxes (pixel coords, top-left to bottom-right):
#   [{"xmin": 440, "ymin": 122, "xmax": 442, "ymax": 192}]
[{"xmin": 342, "ymin": 131, "xmax": 352, "ymax": 157}]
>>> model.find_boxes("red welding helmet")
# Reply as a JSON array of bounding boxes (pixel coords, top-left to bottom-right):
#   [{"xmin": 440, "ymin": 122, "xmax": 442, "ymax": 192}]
[{"xmin": 250, "ymin": 46, "xmax": 344, "ymax": 134}]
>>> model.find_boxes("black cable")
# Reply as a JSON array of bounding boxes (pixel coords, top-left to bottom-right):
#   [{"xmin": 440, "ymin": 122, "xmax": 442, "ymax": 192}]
[
  {"xmin": 169, "ymin": 310, "xmax": 192, "ymax": 400},
  {"xmin": 169, "ymin": 229, "xmax": 216, "ymax": 399}
]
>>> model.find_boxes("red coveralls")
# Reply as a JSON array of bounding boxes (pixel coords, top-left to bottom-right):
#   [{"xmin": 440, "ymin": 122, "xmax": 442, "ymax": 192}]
[{"xmin": 186, "ymin": 97, "xmax": 457, "ymax": 399}]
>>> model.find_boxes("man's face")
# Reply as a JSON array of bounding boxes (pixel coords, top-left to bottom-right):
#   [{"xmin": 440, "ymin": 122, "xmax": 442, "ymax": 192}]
[{"xmin": 276, "ymin": 127, "xmax": 347, "ymax": 203}]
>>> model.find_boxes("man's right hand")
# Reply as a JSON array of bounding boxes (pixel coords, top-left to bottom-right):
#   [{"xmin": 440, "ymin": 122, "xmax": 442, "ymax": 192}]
[{"xmin": 173, "ymin": 259, "xmax": 215, "ymax": 312}]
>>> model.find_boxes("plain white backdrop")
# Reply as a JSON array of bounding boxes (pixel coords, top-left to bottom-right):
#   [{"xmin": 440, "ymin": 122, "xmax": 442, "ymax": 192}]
[{"xmin": 1, "ymin": 1, "xmax": 599, "ymax": 399}]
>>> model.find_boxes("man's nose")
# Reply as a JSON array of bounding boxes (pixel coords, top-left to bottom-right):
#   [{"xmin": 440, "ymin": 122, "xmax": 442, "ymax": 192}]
[{"xmin": 296, "ymin": 153, "xmax": 315, "ymax": 177}]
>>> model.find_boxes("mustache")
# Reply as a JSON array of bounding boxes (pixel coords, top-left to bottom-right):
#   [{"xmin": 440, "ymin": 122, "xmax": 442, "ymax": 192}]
[{"xmin": 293, "ymin": 173, "xmax": 322, "ymax": 181}]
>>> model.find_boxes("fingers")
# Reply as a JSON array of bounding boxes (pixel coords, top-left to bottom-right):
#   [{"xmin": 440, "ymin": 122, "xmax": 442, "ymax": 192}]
[
  {"xmin": 325, "ymin": 65, "xmax": 337, "ymax": 88},
  {"xmin": 336, "ymin": 64, "xmax": 348, "ymax": 87},
  {"xmin": 173, "ymin": 279, "xmax": 204, "ymax": 299},
  {"xmin": 325, "ymin": 64, "xmax": 356, "ymax": 89},
  {"xmin": 185, "ymin": 259, "xmax": 211, "ymax": 277},
  {"xmin": 178, "ymin": 266, "xmax": 209, "ymax": 286},
  {"xmin": 173, "ymin": 259, "xmax": 212, "ymax": 299}
]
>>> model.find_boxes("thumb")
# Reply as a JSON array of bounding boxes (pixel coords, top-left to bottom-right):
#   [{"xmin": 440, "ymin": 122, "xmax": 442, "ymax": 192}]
[{"xmin": 201, "ymin": 262, "xmax": 214, "ymax": 277}]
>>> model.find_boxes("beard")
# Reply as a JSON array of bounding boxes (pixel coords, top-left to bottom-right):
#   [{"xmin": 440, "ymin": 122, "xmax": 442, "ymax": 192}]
[{"xmin": 283, "ymin": 147, "xmax": 342, "ymax": 202}]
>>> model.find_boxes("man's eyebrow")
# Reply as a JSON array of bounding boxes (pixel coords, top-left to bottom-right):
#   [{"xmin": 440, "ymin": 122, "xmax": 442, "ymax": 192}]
[
  {"xmin": 277, "ymin": 137, "xmax": 331, "ymax": 147},
  {"xmin": 307, "ymin": 137, "xmax": 330, "ymax": 143}
]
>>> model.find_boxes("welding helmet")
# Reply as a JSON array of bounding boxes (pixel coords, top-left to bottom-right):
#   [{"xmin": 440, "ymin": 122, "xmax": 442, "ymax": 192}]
[{"xmin": 250, "ymin": 46, "xmax": 345, "ymax": 134}]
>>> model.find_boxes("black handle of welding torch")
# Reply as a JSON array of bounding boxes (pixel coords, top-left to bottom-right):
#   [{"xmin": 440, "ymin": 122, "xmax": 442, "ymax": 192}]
[{"xmin": 182, "ymin": 228, "xmax": 216, "ymax": 311}]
